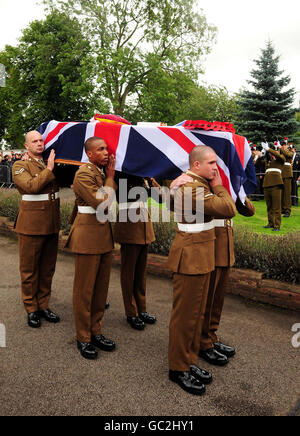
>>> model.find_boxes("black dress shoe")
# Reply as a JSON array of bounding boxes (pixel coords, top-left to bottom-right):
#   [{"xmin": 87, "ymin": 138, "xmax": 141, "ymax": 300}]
[
  {"xmin": 263, "ymin": 225, "xmax": 273, "ymax": 229},
  {"xmin": 38, "ymin": 309, "xmax": 60, "ymax": 323},
  {"xmin": 199, "ymin": 348, "xmax": 229, "ymax": 366},
  {"xmin": 214, "ymin": 341, "xmax": 235, "ymax": 358},
  {"xmin": 27, "ymin": 312, "xmax": 41, "ymax": 328},
  {"xmin": 169, "ymin": 370, "xmax": 206, "ymax": 395},
  {"xmin": 138, "ymin": 312, "xmax": 156, "ymax": 324},
  {"xmin": 127, "ymin": 316, "xmax": 145, "ymax": 330},
  {"xmin": 77, "ymin": 341, "xmax": 98, "ymax": 360},
  {"xmin": 91, "ymin": 334, "xmax": 116, "ymax": 352},
  {"xmin": 190, "ymin": 364, "xmax": 213, "ymax": 385},
  {"xmin": 105, "ymin": 302, "xmax": 110, "ymax": 309}
]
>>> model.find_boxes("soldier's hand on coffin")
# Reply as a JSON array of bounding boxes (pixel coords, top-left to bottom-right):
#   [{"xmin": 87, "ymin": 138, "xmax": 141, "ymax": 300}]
[
  {"xmin": 47, "ymin": 149, "xmax": 55, "ymax": 171},
  {"xmin": 105, "ymin": 154, "xmax": 115, "ymax": 179},
  {"xmin": 210, "ymin": 168, "xmax": 223, "ymax": 188}
]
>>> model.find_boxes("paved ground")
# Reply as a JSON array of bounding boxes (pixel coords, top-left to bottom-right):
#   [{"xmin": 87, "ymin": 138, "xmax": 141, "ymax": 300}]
[{"xmin": 0, "ymin": 234, "xmax": 299, "ymax": 416}]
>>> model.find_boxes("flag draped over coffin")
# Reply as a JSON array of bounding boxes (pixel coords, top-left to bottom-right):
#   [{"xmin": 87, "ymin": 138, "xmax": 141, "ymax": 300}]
[{"xmin": 38, "ymin": 120, "xmax": 256, "ymax": 203}]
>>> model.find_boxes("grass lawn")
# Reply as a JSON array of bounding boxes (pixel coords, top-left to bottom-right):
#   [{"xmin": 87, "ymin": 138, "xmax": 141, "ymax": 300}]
[
  {"xmin": 234, "ymin": 199, "xmax": 300, "ymax": 235},
  {"xmin": 148, "ymin": 196, "xmax": 300, "ymax": 236}
]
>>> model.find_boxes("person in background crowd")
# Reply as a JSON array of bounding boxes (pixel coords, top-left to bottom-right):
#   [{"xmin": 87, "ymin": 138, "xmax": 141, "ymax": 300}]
[
  {"xmin": 167, "ymin": 145, "xmax": 236, "ymax": 395},
  {"xmin": 114, "ymin": 173, "xmax": 160, "ymax": 331},
  {"xmin": 262, "ymin": 143, "xmax": 285, "ymax": 231},
  {"xmin": 252, "ymin": 147, "xmax": 265, "ymax": 201},
  {"xmin": 280, "ymin": 143, "xmax": 294, "ymax": 217}
]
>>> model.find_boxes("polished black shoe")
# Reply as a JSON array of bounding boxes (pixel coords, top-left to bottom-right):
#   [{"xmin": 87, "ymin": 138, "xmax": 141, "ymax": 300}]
[
  {"xmin": 77, "ymin": 341, "xmax": 98, "ymax": 360},
  {"xmin": 169, "ymin": 370, "xmax": 206, "ymax": 395},
  {"xmin": 272, "ymin": 228, "xmax": 280, "ymax": 231},
  {"xmin": 138, "ymin": 312, "xmax": 156, "ymax": 324},
  {"xmin": 263, "ymin": 225, "xmax": 273, "ymax": 229},
  {"xmin": 190, "ymin": 364, "xmax": 212, "ymax": 385},
  {"xmin": 38, "ymin": 309, "xmax": 60, "ymax": 323},
  {"xmin": 27, "ymin": 312, "xmax": 41, "ymax": 328},
  {"xmin": 127, "ymin": 316, "xmax": 145, "ymax": 330},
  {"xmin": 199, "ymin": 348, "xmax": 229, "ymax": 366},
  {"xmin": 91, "ymin": 334, "xmax": 116, "ymax": 352},
  {"xmin": 105, "ymin": 302, "xmax": 110, "ymax": 309},
  {"xmin": 283, "ymin": 213, "xmax": 290, "ymax": 218},
  {"xmin": 214, "ymin": 342, "xmax": 235, "ymax": 358}
]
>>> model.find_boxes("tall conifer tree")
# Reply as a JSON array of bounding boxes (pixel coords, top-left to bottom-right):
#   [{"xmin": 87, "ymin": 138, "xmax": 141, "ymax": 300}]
[{"xmin": 236, "ymin": 41, "xmax": 297, "ymax": 142}]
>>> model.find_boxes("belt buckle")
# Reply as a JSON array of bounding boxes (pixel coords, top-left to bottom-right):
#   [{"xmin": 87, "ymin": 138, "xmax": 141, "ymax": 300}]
[
  {"xmin": 225, "ymin": 219, "xmax": 231, "ymax": 227},
  {"xmin": 49, "ymin": 192, "xmax": 55, "ymax": 201}
]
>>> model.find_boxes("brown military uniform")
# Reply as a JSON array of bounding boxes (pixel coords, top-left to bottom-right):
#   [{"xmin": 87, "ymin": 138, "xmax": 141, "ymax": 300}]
[
  {"xmin": 263, "ymin": 148, "xmax": 285, "ymax": 229},
  {"xmin": 167, "ymin": 171, "xmax": 237, "ymax": 371},
  {"xmin": 12, "ymin": 158, "xmax": 60, "ymax": 313},
  {"xmin": 65, "ymin": 163, "xmax": 116, "ymax": 342},
  {"xmin": 114, "ymin": 173, "xmax": 155, "ymax": 317},
  {"xmin": 280, "ymin": 147, "xmax": 294, "ymax": 215},
  {"xmin": 200, "ymin": 197, "xmax": 255, "ymax": 351}
]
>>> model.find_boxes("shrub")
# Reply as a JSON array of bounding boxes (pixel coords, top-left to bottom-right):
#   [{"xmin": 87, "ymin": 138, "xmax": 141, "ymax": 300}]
[{"xmin": 149, "ymin": 220, "xmax": 300, "ymax": 284}]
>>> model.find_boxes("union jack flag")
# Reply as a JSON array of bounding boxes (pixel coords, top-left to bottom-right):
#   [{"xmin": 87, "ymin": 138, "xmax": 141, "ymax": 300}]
[{"xmin": 38, "ymin": 120, "xmax": 256, "ymax": 202}]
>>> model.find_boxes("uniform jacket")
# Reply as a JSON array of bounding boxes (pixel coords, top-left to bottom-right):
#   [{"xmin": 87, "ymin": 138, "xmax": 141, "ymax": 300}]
[
  {"xmin": 113, "ymin": 173, "xmax": 156, "ymax": 245},
  {"xmin": 263, "ymin": 149, "xmax": 285, "ymax": 188},
  {"xmin": 12, "ymin": 158, "xmax": 60, "ymax": 235},
  {"xmin": 214, "ymin": 197, "xmax": 255, "ymax": 268},
  {"xmin": 167, "ymin": 172, "xmax": 237, "ymax": 275},
  {"xmin": 65, "ymin": 163, "xmax": 116, "ymax": 255},
  {"xmin": 280, "ymin": 148, "xmax": 294, "ymax": 179}
]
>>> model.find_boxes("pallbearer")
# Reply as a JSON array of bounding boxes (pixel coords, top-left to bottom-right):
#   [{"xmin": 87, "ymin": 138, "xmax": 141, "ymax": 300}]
[
  {"xmin": 13, "ymin": 131, "xmax": 60, "ymax": 328},
  {"xmin": 66, "ymin": 137, "xmax": 117, "ymax": 359}
]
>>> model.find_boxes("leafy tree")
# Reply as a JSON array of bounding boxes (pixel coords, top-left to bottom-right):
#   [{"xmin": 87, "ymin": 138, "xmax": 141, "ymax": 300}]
[
  {"xmin": 125, "ymin": 69, "xmax": 238, "ymax": 125},
  {"xmin": 236, "ymin": 41, "xmax": 297, "ymax": 142},
  {"xmin": 44, "ymin": 0, "xmax": 217, "ymax": 116},
  {"xmin": 0, "ymin": 10, "xmax": 109, "ymax": 146}
]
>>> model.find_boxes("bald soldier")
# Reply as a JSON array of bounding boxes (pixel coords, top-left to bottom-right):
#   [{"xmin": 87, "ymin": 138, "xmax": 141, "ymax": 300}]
[
  {"xmin": 65, "ymin": 137, "xmax": 117, "ymax": 360},
  {"xmin": 167, "ymin": 146, "xmax": 236, "ymax": 395},
  {"xmin": 12, "ymin": 131, "xmax": 60, "ymax": 328}
]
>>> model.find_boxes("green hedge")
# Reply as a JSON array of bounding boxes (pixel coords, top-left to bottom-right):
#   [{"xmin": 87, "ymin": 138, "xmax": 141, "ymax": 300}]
[
  {"xmin": 149, "ymin": 219, "xmax": 300, "ymax": 284},
  {"xmin": 0, "ymin": 192, "xmax": 299, "ymax": 284}
]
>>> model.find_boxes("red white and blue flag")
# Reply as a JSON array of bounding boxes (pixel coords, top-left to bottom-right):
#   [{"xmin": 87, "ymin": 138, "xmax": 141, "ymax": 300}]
[{"xmin": 38, "ymin": 120, "xmax": 256, "ymax": 202}]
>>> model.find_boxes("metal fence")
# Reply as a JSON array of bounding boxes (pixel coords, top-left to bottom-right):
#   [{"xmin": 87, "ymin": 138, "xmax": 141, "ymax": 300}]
[{"xmin": 0, "ymin": 164, "xmax": 14, "ymax": 188}]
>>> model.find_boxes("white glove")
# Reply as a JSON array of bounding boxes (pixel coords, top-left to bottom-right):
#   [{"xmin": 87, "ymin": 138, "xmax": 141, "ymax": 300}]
[{"xmin": 261, "ymin": 142, "xmax": 269, "ymax": 151}]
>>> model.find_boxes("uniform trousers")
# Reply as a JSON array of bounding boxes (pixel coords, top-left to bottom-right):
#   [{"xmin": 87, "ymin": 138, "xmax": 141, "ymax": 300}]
[
  {"xmin": 18, "ymin": 233, "xmax": 58, "ymax": 313},
  {"xmin": 264, "ymin": 185, "xmax": 283, "ymax": 229},
  {"xmin": 281, "ymin": 178, "xmax": 292, "ymax": 215},
  {"xmin": 200, "ymin": 267, "xmax": 230, "ymax": 350},
  {"xmin": 73, "ymin": 252, "xmax": 112, "ymax": 343},
  {"xmin": 168, "ymin": 272, "xmax": 210, "ymax": 371},
  {"xmin": 120, "ymin": 244, "xmax": 148, "ymax": 317}
]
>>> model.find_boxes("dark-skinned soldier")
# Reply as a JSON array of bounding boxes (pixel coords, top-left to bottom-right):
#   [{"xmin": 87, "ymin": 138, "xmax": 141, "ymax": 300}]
[{"xmin": 280, "ymin": 143, "xmax": 294, "ymax": 217}]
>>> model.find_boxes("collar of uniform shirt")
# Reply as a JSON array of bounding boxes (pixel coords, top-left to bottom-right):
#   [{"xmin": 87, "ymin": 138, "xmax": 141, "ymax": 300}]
[
  {"xmin": 186, "ymin": 170, "xmax": 207, "ymax": 183},
  {"xmin": 33, "ymin": 157, "xmax": 46, "ymax": 168},
  {"xmin": 88, "ymin": 161, "xmax": 105, "ymax": 178}
]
